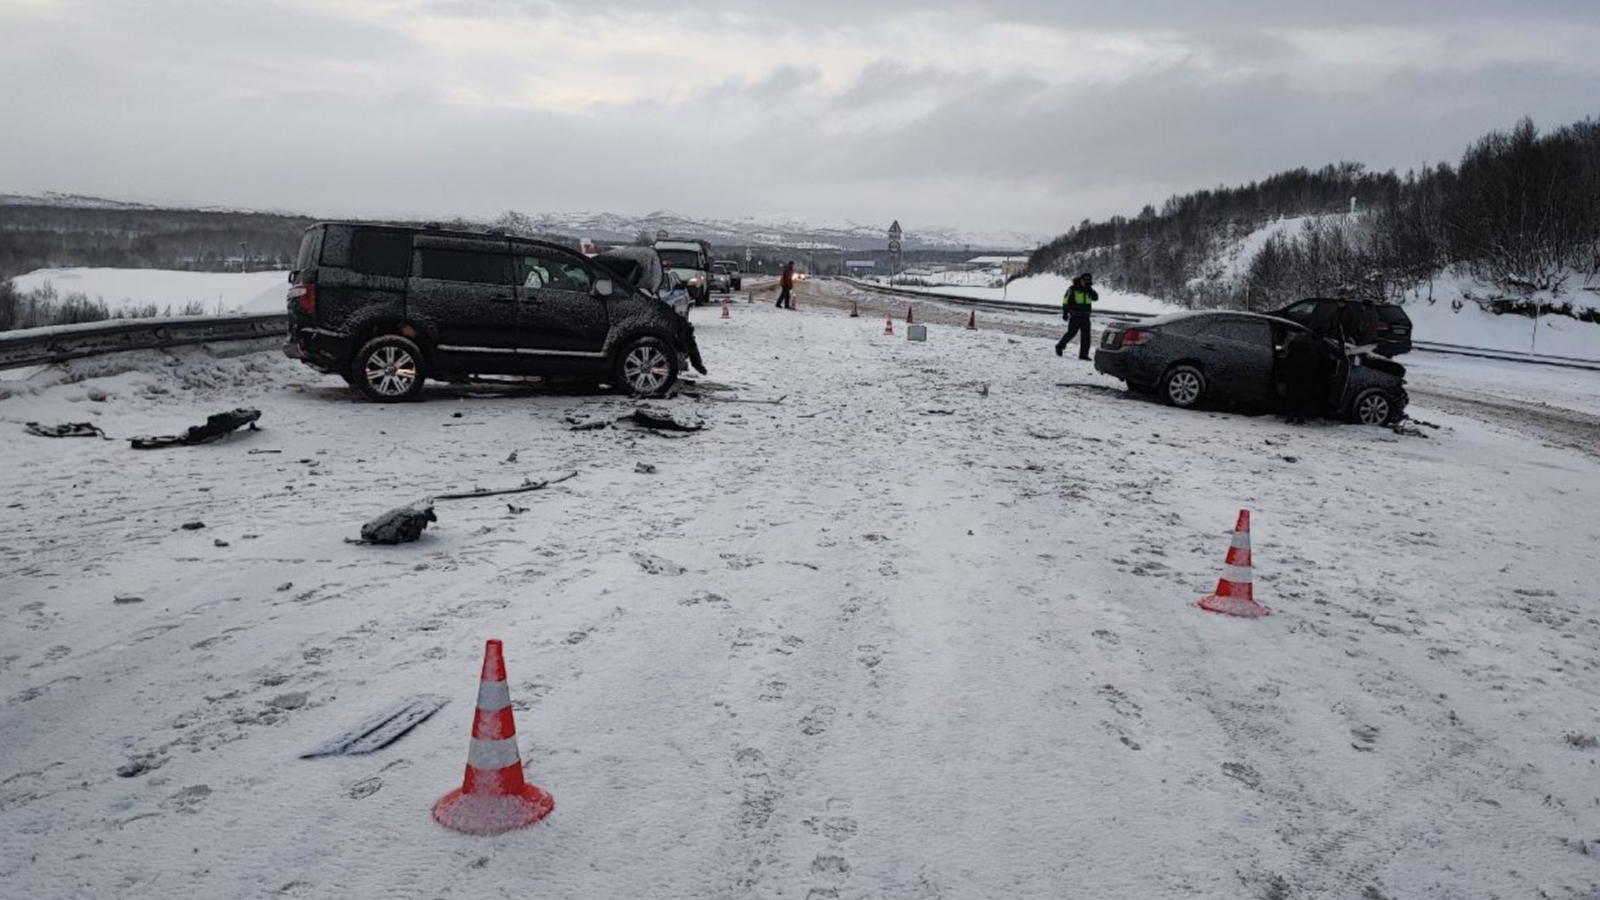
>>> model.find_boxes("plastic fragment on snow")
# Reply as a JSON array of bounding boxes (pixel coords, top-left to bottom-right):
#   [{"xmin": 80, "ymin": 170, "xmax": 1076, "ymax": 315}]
[
  {"xmin": 356, "ymin": 502, "xmax": 436, "ymax": 545},
  {"xmin": 24, "ymin": 421, "xmax": 109, "ymax": 439},
  {"xmin": 299, "ymin": 694, "xmax": 449, "ymax": 758},
  {"xmin": 130, "ymin": 408, "xmax": 262, "ymax": 449}
]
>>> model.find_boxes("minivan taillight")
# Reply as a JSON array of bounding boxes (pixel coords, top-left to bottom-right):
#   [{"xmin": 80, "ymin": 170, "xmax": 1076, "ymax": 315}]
[
  {"xmin": 1121, "ymin": 328, "xmax": 1152, "ymax": 346},
  {"xmin": 289, "ymin": 284, "xmax": 316, "ymax": 316},
  {"xmin": 1374, "ymin": 320, "xmax": 1390, "ymax": 331}
]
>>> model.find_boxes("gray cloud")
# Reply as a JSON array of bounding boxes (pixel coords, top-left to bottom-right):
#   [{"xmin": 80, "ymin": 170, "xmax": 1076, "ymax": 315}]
[{"xmin": 1, "ymin": 1, "xmax": 1596, "ymax": 238}]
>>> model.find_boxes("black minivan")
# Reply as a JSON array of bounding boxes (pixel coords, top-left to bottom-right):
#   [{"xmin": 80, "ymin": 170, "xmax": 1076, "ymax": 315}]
[{"xmin": 284, "ymin": 223, "xmax": 705, "ymax": 401}]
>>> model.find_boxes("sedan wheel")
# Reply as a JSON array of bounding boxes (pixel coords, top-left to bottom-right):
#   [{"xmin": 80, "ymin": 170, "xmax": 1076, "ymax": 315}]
[
  {"xmin": 1162, "ymin": 365, "xmax": 1205, "ymax": 408},
  {"xmin": 1354, "ymin": 390, "xmax": 1393, "ymax": 426}
]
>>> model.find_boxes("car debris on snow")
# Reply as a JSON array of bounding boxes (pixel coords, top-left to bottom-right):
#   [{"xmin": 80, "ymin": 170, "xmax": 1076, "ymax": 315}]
[
  {"xmin": 180, "ymin": 521, "xmax": 205, "ymax": 530},
  {"xmin": 635, "ymin": 462, "xmax": 657, "ymax": 474},
  {"xmin": 112, "ymin": 594, "xmax": 144, "ymax": 605},
  {"xmin": 130, "ymin": 407, "xmax": 261, "ymax": 449},
  {"xmin": 433, "ymin": 471, "xmax": 578, "ymax": 501},
  {"xmin": 624, "ymin": 407, "xmax": 706, "ymax": 433},
  {"xmin": 353, "ymin": 502, "xmax": 437, "ymax": 545},
  {"xmin": 23, "ymin": 421, "xmax": 110, "ymax": 439}
]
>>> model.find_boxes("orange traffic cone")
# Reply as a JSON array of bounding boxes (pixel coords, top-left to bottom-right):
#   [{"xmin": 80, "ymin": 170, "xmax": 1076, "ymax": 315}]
[
  {"xmin": 966, "ymin": 310, "xmax": 977, "ymax": 330},
  {"xmin": 849, "ymin": 300, "xmax": 859, "ymax": 318},
  {"xmin": 1198, "ymin": 510, "xmax": 1268, "ymax": 618},
  {"xmin": 883, "ymin": 316, "xmax": 895, "ymax": 336},
  {"xmin": 720, "ymin": 299, "xmax": 730, "ymax": 319},
  {"xmin": 433, "ymin": 640, "xmax": 554, "ymax": 835},
  {"xmin": 905, "ymin": 305, "xmax": 915, "ymax": 324}
]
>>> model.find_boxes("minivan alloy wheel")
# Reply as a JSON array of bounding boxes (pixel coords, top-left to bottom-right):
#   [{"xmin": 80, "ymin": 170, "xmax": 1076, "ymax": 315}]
[
  {"xmin": 623, "ymin": 343, "xmax": 671, "ymax": 394},
  {"xmin": 365, "ymin": 345, "xmax": 418, "ymax": 398}
]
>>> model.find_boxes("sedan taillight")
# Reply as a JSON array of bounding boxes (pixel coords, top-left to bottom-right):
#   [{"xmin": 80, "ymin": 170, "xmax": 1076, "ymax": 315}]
[
  {"xmin": 1121, "ymin": 328, "xmax": 1152, "ymax": 346},
  {"xmin": 289, "ymin": 284, "xmax": 316, "ymax": 316}
]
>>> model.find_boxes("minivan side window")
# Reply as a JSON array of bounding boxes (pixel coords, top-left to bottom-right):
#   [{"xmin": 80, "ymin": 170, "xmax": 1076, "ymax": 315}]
[
  {"xmin": 350, "ymin": 230, "xmax": 413, "ymax": 278},
  {"xmin": 418, "ymin": 248, "xmax": 512, "ymax": 285},
  {"xmin": 519, "ymin": 253, "xmax": 592, "ymax": 292}
]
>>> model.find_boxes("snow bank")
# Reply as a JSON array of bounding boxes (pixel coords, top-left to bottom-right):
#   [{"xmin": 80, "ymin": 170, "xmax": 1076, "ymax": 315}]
[
  {"xmin": 895, "ymin": 273, "xmax": 1183, "ymax": 316},
  {"xmin": 12, "ymin": 268, "xmax": 292, "ymax": 315},
  {"xmin": 1397, "ymin": 272, "xmax": 1600, "ymax": 360}
]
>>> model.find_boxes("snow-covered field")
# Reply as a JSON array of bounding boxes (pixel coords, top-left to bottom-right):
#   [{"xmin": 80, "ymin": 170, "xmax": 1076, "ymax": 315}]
[
  {"xmin": 890, "ymin": 273, "xmax": 1181, "ymax": 316},
  {"xmin": 13, "ymin": 268, "xmax": 291, "ymax": 315},
  {"xmin": 3, "ymin": 297, "xmax": 1600, "ymax": 899}
]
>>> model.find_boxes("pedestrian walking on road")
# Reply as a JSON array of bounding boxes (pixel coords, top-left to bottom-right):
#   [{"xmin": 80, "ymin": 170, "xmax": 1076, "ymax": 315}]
[
  {"xmin": 1055, "ymin": 272, "xmax": 1098, "ymax": 359},
  {"xmin": 776, "ymin": 261, "xmax": 796, "ymax": 309}
]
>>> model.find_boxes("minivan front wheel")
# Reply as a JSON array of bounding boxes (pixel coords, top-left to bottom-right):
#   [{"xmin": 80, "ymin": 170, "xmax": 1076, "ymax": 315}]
[
  {"xmin": 616, "ymin": 336, "xmax": 678, "ymax": 396},
  {"xmin": 1161, "ymin": 364, "xmax": 1206, "ymax": 409},
  {"xmin": 1351, "ymin": 389, "xmax": 1395, "ymax": 426},
  {"xmin": 353, "ymin": 335, "xmax": 426, "ymax": 403}
]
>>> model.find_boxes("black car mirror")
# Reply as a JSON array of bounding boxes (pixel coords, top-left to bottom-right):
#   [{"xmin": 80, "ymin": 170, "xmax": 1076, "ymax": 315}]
[{"xmin": 593, "ymin": 278, "xmax": 613, "ymax": 298}]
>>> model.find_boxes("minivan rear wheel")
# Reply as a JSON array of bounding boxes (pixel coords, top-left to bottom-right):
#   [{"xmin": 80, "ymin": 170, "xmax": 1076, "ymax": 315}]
[
  {"xmin": 616, "ymin": 336, "xmax": 678, "ymax": 396},
  {"xmin": 1161, "ymin": 364, "xmax": 1206, "ymax": 409},
  {"xmin": 353, "ymin": 335, "xmax": 426, "ymax": 403}
]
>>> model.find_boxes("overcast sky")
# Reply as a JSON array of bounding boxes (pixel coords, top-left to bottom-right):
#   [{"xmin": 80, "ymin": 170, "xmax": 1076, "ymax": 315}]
[{"xmin": 2, "ymin": 0, "xmax": 1598, "ymax": 239}]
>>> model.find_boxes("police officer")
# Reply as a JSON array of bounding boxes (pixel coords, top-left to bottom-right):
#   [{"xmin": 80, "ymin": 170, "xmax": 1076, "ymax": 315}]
[{"xmin": 1055, "ymin": 272, "xmax": 1098, "ymax": 359}]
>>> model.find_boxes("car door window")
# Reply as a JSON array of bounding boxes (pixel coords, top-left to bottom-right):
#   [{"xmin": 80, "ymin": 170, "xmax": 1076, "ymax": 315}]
[
  {"xmin": 1284, "ymin": 300, "xmax": 1317, "ymax": 317},
  {"xmin": 519, "ymin": 253, "xmax": 591, "ymax": 293},
  {"xmin": 417, "ymin": 248, "xmax": 512, "ymax": 284},
  {"xmin": 1202, "ymin": 319, "xmax": 1273, "ymax": 348}
]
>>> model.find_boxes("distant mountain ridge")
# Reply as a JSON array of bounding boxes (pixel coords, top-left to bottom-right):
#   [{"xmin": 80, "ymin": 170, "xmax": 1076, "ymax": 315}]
[{"xmin": 0, "ymin": 192, "xmax": 1038, "ymax": 252}]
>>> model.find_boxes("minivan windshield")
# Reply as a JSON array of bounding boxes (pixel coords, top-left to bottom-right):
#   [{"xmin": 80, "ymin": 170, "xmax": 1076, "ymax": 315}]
[{"xmin": 658, "ymin": 250, "xmax": 703, "ymax": 270}]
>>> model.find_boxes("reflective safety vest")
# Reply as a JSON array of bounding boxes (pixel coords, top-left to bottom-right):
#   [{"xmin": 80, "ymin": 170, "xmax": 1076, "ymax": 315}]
[{"xmin": 1063, "ymin": 287, "xmax": 1095, "ymax": 309}]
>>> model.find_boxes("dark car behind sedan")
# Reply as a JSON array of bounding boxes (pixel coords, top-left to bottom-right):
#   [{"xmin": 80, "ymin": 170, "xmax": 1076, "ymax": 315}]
[
  {"xmin": 1093, "ymin": 310, "xmax": 1408, "ymax": 425},
  {"xmin": 1270, "ymin": 297, "xmax": 1413, "ymax": 357}
]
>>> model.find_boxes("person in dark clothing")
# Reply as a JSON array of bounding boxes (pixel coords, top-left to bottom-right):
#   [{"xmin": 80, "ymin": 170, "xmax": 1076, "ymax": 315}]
[
  {"xmin": 776, "ymin": 261, "xmax": 796, "ymax": 309},
  {"xmin": 1333, "ymin": 298, "xmax": 1368, "ymax": 347},
  {"xmin": 1054, "ymin": 272, "xmax": 1098, "ymax": 359},
  {"xmin": 1281, "ymin": 329, "xmax": 1329, "ymax": 424},
  {"xmin": 1355, "ymin": 299, "xmax": 1380, "ymax": 346}
]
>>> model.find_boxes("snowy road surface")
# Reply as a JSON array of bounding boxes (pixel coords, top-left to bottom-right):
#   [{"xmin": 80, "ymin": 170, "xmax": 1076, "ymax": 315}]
[{"xmin": 2, "ymin": 294, "xmax": 1599, "ymax": 899}]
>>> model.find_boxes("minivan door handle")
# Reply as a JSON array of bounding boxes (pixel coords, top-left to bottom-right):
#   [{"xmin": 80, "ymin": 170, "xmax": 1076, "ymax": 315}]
[{"xmin": 493, "ymin": 293, "xmax": 515, "ymax": 302}]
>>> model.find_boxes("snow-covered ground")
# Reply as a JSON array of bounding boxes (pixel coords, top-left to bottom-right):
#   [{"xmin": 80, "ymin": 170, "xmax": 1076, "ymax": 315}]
[
  {"xmin": 12, "ymin": 268, "xmax": 291, "ymax": 315},
  {"xmin": 3, "ymin": 299, "xmax": 1600, "ymax": 899}
]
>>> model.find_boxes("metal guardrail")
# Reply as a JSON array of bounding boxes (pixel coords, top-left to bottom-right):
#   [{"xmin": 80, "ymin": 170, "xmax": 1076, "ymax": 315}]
[
  {"xmin": 838, "ymin": 277, "xmax": 1155, "ymax": 322},
  {"xmin": 841, "ymin": 278, "xmax": 1600, "ymax": 373},
  {"xmin": 0, "ymin": 313, "xmax": 289, "ymax": 370},
  {"xmin": 1411, "ymin": 340, "xmax": 1600, "ymax": 372}
]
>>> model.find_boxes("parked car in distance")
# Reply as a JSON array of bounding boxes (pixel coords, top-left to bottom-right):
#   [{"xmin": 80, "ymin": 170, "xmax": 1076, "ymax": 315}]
[
  {"xmin": 1093, "ymin": 310, "xmax": 1408, "ymax": 425},
  {"xmin": 653, "ymin": 237, "xmax": 713, "ymax": 305},
  {"xmin": 1270, "ymin": 297, "xmax": 1413, "ymax": 357},
  {"xmin": 593, "ymin": 246, "xmax": 690, "ymax": 319},
  {"xmin": 710, "ymin": 263, "xmax": 735, "ymax": 294},
  {"xmin": 284, "ymin": 222, "xmax": 704, "ymax": 402},
  {"xmin": 713, "ymin": 260, "xmax": 743, "ymax": 291}
]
